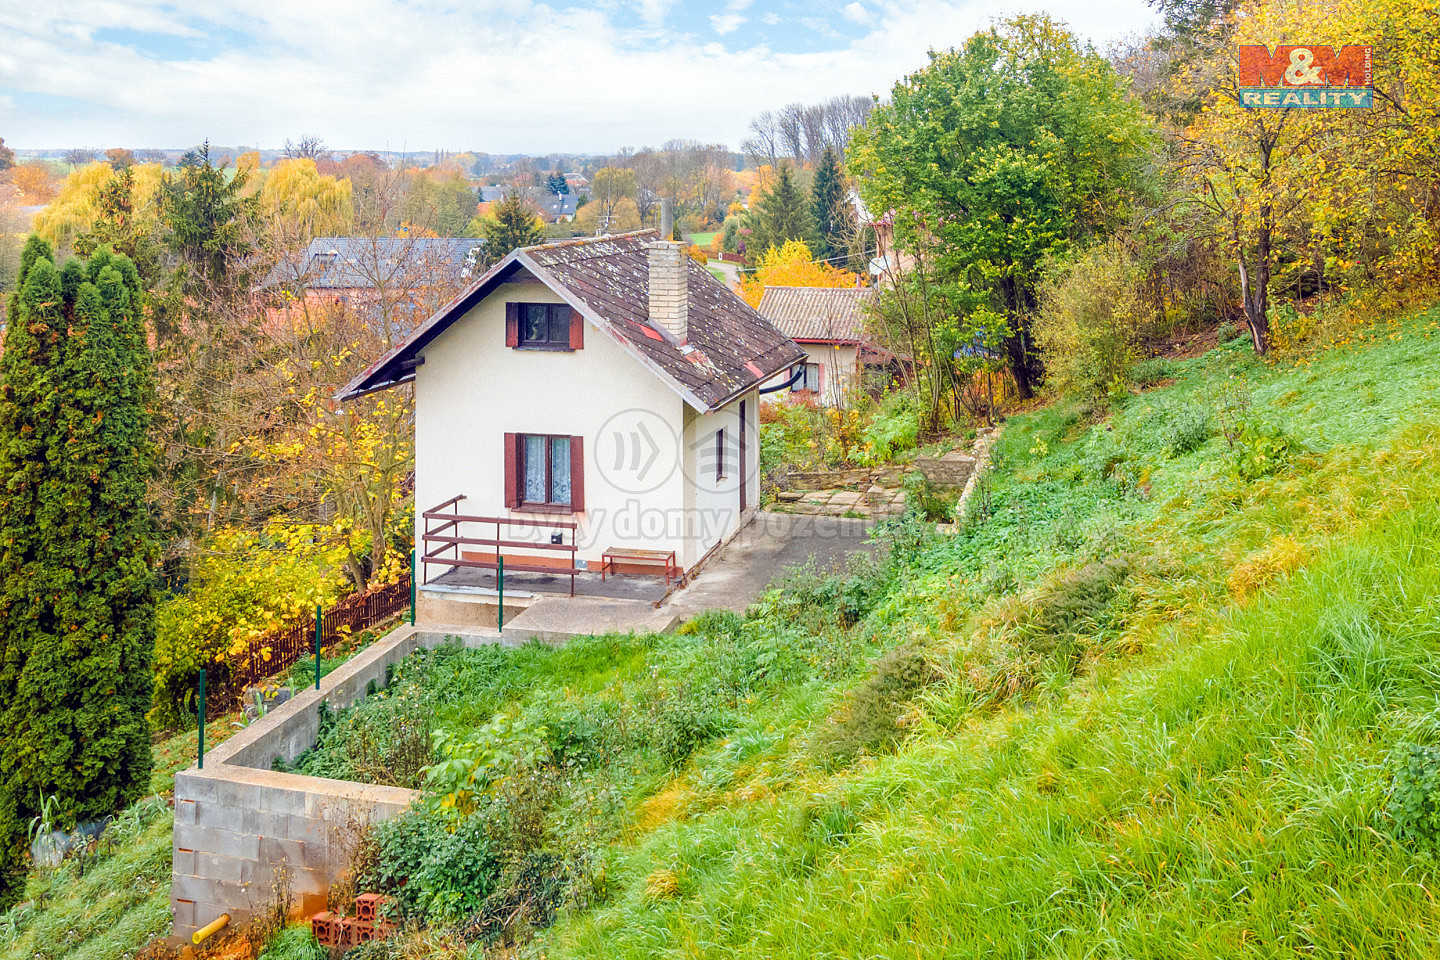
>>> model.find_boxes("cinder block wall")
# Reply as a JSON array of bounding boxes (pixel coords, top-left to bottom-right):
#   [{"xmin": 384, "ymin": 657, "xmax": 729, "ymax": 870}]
[{"xmin": 171, "ymin": 625, "xmax": 504, "ymax": 941}]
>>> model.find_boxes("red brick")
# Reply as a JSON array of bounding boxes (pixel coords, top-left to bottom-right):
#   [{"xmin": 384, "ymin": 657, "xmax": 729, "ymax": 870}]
[
  {"xmin": 310, "ymin": 912, "xmax": 336, "ymax": 947},
  {"xmin": 355, "ymin": 892, "xmax": 382, "ymax": 921}
]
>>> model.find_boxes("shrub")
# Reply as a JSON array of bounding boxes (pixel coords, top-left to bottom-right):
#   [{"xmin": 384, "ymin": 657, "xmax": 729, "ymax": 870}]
[
  {"xmin": 1385, "ymin": 743, "xmax": 1440, "ymax": 849},
  {"xmin": 361, "ymin": 806, "xmax": 501, "ymax": 926},
  {"xmin": 645, "ymin": 687, "xmax": 729, "ymax": 766},
  {"xmin": 1034, "ymin": 239, "xmax": 1146, "ymax": 402},
  {"xmin": 150, "ymin": 523, "xmax": 350, "ymax": 729},
  {"xmin": 1230, "ymin": 419, "xmax": 1294, "ymax": 481},
  {"xmin": 1165, "ymin": 407, "xmax": 1214, "ymax": 456},
  {"xmin": 1128, "ymin": 357, "xmax": 1173, "ymax": 388},
  {"xmin": 811, "ymin": 642, "xmax": 939, "ymax": 763},
  {"xmin": 1268, "ymin": 300, "xmax": 1317, "ymax": 353},
  {"xmin": 903, "ymin": 471, "xmax": 955, "ymax": 522},
  {"xmin": 279, "ymin": 691, "xmax": 433, "ymax": 789},
  {"xmin": 859, "ymin": 391, "xmax": 919, "ymax": 464},
  {"xmin": 458, "ymin": 850, "xmax": 598, "ymax": 948},
  {"xmin": 1017, "ymin": 557, "xmax": 1133, "ymax": 652}
]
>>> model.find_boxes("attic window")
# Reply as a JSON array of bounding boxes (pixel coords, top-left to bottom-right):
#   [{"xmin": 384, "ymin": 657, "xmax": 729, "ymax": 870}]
[{"xmin": 505, "ymin": 302, "xmax": 583, "ymax": 351}]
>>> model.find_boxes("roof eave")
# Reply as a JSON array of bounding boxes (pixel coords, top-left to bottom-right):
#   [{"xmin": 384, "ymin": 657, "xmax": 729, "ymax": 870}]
[{"xmin": 334, "ymin": 251, "xmax": 528, "ymax": 402}]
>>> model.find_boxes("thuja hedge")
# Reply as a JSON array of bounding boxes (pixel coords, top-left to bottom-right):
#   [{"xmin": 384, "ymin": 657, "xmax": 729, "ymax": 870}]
[{"xmin": 0, "ymin": 237, "xmax": 159, "ymax": 907}]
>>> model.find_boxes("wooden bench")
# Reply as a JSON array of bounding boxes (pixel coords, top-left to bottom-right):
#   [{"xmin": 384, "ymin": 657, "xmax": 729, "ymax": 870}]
[{"xmin": 600, "ymin": 547, "xmax": 679, "ymax": 584}]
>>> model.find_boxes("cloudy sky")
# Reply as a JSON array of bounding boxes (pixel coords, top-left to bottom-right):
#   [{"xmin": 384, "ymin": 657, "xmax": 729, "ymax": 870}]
[{"xmin": 0, "ymin": 0, "xmax": 1157, "ymax": 154}]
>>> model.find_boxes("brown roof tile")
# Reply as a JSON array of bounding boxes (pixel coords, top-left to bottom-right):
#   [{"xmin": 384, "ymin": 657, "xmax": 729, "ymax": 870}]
[
  {"xmin": 338, "ymin": 231, "xmax": 805, "ymax": 411},
  {"xmin": 756, "ymin": 285, "xmax": 877, "ymax": 344}
]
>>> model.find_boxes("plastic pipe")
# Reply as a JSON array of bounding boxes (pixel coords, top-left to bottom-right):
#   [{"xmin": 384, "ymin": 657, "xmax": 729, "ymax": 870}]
[{"xmin": 191, "ymin": 913, "xmax": 230, "ymax": 945}]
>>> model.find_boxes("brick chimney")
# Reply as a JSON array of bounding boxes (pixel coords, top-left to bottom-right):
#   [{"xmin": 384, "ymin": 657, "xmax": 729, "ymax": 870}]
[{"xmin": 648, "ymin": 205, "xmax": 688, "ymax": 341}]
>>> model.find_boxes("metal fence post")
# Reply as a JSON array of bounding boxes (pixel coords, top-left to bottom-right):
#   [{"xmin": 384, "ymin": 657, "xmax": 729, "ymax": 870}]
[
  {"xmin": 498, "ymin": 556, "xmax": 504, "ymax": 634},
  {"xmin": 410, "ymin": 549, "xmax": 417, "ymax": 626},
  {"xmin": 314, "ymin": 603, "xmax": 322, "ymax": 690},
  {"xmin": 198, "ymin": 668, "xmax": 206, "ymax": 769}
]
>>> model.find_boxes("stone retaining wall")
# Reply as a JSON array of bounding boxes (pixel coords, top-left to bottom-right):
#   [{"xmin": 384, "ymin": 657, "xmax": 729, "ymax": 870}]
[{"xmin": 171, "ymin": 624, "xmax": 506, "ymax": 941}]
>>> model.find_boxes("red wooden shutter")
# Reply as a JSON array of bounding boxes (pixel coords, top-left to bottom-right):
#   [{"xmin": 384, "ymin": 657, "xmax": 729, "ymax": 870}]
[
  {"xmin": 505, "ymin": 302, "xmax": 520, "ymax": 347},
  {"xmin": 568, "ymin": 308, "xmax": 584, "ymax": 350},
  {"xmin": 504, "ymin": 432, "xmax": 520, "ymax": 507},
  {"xmin": 570, "ymin": 436, "xmax": 585, "ymax": 512}
]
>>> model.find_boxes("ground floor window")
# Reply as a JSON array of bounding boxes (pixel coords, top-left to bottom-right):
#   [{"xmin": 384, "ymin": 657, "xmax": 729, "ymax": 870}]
[
  {"xmin": 506, "ymin": 433, "xmax": 583, "ymax": 511},
  {"xmin": 795, "ymin": 362, "xmax": 821, "ymax": 393}
]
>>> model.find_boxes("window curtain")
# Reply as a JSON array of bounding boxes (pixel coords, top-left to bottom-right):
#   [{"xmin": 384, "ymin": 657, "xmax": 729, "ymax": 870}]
[
  {"xmin": 524, "ymin": 435, "xmax": 547, "ymax": 502},
  {"xmin": 550, "ymin": 437, "xmax": 572, "ymax": 504}
]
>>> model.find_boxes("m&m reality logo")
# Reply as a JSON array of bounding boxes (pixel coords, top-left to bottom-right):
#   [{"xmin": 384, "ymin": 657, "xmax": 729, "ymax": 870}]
[{"xmin": 1238, "ymin": 45, "xmax": 1373, "ymax": 108}]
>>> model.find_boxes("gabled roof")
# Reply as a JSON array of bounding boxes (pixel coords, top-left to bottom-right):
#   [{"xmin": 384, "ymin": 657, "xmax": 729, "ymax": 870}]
[
  {"xmin": 281, "ymin": 237, "xmax": 485, "ymax": 290},
  {"xmin": 757, "ymin": 286, "xmax": 878, "ymax": 344},
  {"xmin": 337, "ymin": 231, "xmax": 805, "ymax": 412},
  {"xmin": 534, "ymin": 191, "xmax": 578, "ymax": 218}
]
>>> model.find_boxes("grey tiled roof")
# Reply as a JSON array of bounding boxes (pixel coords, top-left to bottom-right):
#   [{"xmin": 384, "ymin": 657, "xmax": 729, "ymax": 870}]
[
  {"xmin": 756, "ymin": 286, "xmax": 877, "ymax": 343},
  {"xmin": 294, "ymin": 237, "xmax": 485, "ymax": 289},
  {"xmin": 339, "ymin": 231, "xmax": 805, "ymax": 411}
]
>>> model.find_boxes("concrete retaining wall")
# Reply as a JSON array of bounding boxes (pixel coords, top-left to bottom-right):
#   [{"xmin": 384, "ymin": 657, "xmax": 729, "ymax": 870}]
[{"xmin": 171, "ymin": 624, "xmax": 508, "ymax": 941}]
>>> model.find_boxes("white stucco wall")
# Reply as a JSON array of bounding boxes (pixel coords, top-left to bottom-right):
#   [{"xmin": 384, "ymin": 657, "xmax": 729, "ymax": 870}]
[
  {"xmin": 681, "ymin": 388, "xmax": 759, "ymax": 567},
  {"xmin": 760, "ymin": 342, "xmax": 861, "ymax": 407},
  {"xmin": 413, "ymin": 278, "xmax": 754, "ymax": 574}
]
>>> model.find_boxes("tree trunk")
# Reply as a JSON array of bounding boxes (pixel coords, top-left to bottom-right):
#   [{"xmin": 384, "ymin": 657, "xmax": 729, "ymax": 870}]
[{"xmin": 1237, "ymin": 221, "xmax": 1271, "ymax": 355}]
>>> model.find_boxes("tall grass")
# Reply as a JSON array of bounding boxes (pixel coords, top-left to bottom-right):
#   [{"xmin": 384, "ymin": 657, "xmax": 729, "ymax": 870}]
[{"xmin": 529, "ymin": 307, "xmax": 1440, "ymax": 958}]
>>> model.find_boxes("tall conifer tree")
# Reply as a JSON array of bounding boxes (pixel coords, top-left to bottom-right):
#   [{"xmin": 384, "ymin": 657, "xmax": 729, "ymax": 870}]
[
  {"xmin": 745, "ymin": 165, "xmax": 816, "ymax": 264},
  {"xmin": 0, "ymin": 238, "xmax": 157, "ymax": 908},
  {"xmin": 810, "ymin": 148, "xmax": 850, "ymax": 263}
]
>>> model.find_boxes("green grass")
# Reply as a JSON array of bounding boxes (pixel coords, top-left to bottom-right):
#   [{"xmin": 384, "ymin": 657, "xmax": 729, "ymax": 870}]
[
  {"xmin": 10, "ymin": 305, "xmax": 1440, "ymax": 959},
  {"xmin": 0, "ymin": 696, "xmax": 244, "ymax": 959},
  {"xmin": 0, "ymin": 804, "xmax": 173, "ymax": 960},
  {"xmin": 521, "ymin": 305, "xmax": 1440, "ymax": 957},
  {"xmin": 686, "ymin": 231, "xmax": 719, "ymax": 248}
]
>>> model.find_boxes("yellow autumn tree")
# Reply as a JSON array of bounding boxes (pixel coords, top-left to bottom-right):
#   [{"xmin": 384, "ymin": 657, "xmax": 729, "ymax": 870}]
[
  {"xmin": 259, "ymin": 157, "xmax": 354, "ymax": 243},
  {"xmin": 1177, "ymin": 0, "xmax": 1440, "ymax": 352},
  {"xmin": 739, "ymin": 240, "xmax": 864, "ymax": 307},
  {"xmin": 33, "ymin": 162, "xmax": 165, "ymax": 246}
]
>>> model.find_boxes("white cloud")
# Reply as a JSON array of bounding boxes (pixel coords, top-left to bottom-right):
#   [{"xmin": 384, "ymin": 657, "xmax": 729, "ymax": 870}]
[
  {"xmin": 710, "ymin": 12, "xmax": 745, "ymax": 34},
  {"xmin": 842, "ymin": 2, "xmax": 873, "ymax": 24},
  {"xmin": 633, "ymin": 0, "xmax": 676, "ymax": 25},
  {"xmin": 0, "ymin": 0, "xmax": 1160, "ymax": 153}
]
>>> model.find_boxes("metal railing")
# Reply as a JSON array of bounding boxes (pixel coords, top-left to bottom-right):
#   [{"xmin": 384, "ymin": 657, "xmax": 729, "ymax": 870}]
[{"xmin": 421, "ymin": 495, "xmax": 579, "ymax": 596}]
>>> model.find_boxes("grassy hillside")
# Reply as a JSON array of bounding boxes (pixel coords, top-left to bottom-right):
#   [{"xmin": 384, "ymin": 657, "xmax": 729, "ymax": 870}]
[
  {"xmin": 5, "ymin": 306, "xmax": 1439, "ymax": 960},
  {"xmin": 527, "ymin": 309, "xmax": 1440, "ymax": 957},
  {"xmin": 0, "ymin": 721, "xmax": 233, "ymax": 959},
  {"xmin": 271, "ymin": 305, "xmax": 1440, "ymax": 958}
]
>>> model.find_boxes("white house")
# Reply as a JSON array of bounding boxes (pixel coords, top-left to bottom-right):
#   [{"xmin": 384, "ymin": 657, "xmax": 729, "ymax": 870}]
[
  {"xmin": 757, "ymin": 286, "xmax": 896, "ymax": 407},
  {"xmin": 339, "ymin": 230, "xmax": 804, "ymax": 590}
]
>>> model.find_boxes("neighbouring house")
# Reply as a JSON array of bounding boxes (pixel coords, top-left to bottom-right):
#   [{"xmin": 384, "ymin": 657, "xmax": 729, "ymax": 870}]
[
  {"xmin": 533, "ymin": 190, "xmax": 578, "ymax": 223},
  {"xmin": 757, "ymin": 285, "xmax": 898, "ymax": 407},
  {"xmin": 849, "ymin": 189, "xmax": 910, "ymax": 285},
  {"xmin": 474, "ymin": 186, "xmax": 578, "ymax": 223},
  {"xmin": 269, "ymin": 237, "xmax": 486, "ymax": 332},
  {"xmin": 339, "ymin": 230, "xmax": 804, "ymax": 593}
]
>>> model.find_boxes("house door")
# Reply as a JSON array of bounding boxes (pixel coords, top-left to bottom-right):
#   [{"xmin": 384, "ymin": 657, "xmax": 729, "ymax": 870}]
[{"xmin": 739, "ymin": 400, "xmax": 748, "ymax": 510}]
